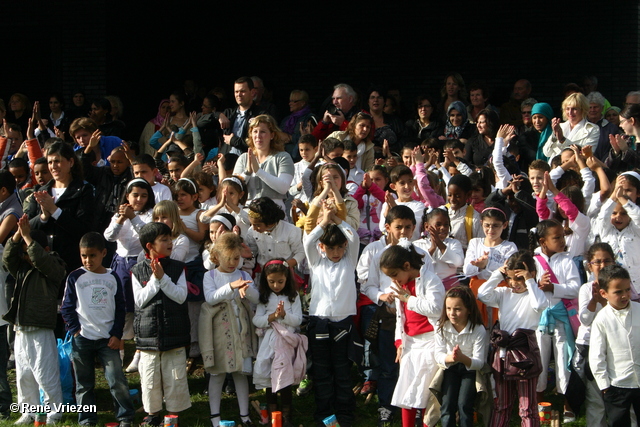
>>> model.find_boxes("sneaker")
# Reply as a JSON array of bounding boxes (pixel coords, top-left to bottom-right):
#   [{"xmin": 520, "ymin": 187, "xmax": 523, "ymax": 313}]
[
  {"xmin": 14, "ymin": 414, "xmax": 33, "ymax": 425},
  {"xmin": 360, "ymin": 380, "xmax": 377, "ymax": 395},
  {"xmin": 125, "ymin": 351, "xmax": 140, "ymax": 373},
  {"xmin": 119, "ymin": 422, "xmax": 133, "ymax": 427},
  {"xmin": 140, "ymin": 414, "xmax": 163, "ymax": 426},
  {"xmin": 46, "ymin": 416, "xmax": 62, "ymax": 425},
  {"xmin": 563, "ymin": 411, "xmax": 576, "ymax": 424},
  {"xmin": 296, "ymin": 376, "xmax": 312, "ymax": 396},
  {"xmin": 378, "ymin": 407, "xmax": 393, "ymax": 427}
]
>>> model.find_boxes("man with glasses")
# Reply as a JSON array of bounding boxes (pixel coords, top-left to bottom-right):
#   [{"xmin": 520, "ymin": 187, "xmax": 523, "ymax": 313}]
[
  {"xmin": 587, "ymin": 91, "xmax": 621, "ymax": 160},
  {"xmin": 516, "ymin": 98, "xmax": 537, "ymax": 136},
  {"xmin": 280, "ymin": 90, "xmax": 317, "ymax": 162}
]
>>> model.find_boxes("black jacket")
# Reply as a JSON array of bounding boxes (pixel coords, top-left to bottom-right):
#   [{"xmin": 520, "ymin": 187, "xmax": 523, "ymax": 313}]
[
  {"xmin": 485, "ymin": 187, "xmax": 538, "ymax": 250},
  {"xmin": 2, "ymin": 238, "xmax": 66, "ymax": 329},
  {"xmin": 220, "ymin": 103, "xmax": 266, "ymax": 154},
  {"xmin": 81, "ymin": 151, "xmax": 133, "ymax": 233},
  {"xmin": 403, "ymin": 119, "xmax": 444, "ymax": 142},
  {"xmin": 27, "ymin": 178, "xmax": 96, "ymax": 274},
  {"xmin": 132, "ymin": 258, "xmax": 190, "ymax": 351}
]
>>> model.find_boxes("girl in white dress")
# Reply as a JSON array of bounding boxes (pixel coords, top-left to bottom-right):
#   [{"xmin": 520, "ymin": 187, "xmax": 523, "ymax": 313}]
[
  {"xmin": 203, "ymin": 233, "xmax": 259, "ymax": 427},
  {"xmin": 253, "ymin": 259, "xmax": 303, "ymax": 426},
  {"xmin": 379, "ymin": 241, "xmax": 445, "ymax": 427}
]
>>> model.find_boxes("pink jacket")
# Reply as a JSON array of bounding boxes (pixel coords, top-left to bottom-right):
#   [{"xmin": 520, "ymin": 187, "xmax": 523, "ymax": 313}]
[
  {"xmin": 412, "ymin": 162, "xmax": 445, "ymax": 208},
  {"xmin": 270, "ymin": 322, "xmax": 308, "ymax": 392}
]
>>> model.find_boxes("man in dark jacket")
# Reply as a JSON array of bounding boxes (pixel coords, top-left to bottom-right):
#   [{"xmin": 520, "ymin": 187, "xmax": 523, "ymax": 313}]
[{"xmin": 220, "ymin": 76, "xmax": 266, "ymax": 156}]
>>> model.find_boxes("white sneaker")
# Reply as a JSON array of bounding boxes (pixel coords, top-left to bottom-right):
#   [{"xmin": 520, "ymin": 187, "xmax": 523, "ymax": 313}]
[
  {"xmin": 14, "ymin": 414, "xmax": 33, "ymax": 425},
  {"xmin": 46, "ymin": 415, "xmax": 61, "ymax": 425},
  {"xmin": 125, "ymin": 351, "xmax": 140, "ymax": 373}
]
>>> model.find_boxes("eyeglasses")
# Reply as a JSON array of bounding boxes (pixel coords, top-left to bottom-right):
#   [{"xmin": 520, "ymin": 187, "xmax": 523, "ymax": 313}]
[
  {"xmin": 482, "ymin": 223, "xmax": 503, "ymax": 229},
  {"xmin": 289, "ymin": 99, "xmax": 302, "ymax": 103},
  {"xmin": 521, "ymin": 111, "xmax": 532, "ymax": 116},
  {"xmin": 589, "ymin": 259, "xmax": 614, "ymax": 266},
  {"xmin": 418, "ymin": 104, "xmax": 432, "ymax": 109}
]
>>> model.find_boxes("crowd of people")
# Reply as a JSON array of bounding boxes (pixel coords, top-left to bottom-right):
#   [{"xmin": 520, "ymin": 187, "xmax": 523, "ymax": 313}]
[{"xmin": 0, "ymin": 72, "xmax": 639, "ymax": 427}]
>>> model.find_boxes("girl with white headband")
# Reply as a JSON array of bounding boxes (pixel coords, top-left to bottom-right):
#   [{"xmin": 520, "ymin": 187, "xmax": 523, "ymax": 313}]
[
  {"xmin": 592, "ymin": 172, "xmax": 640, "ymax": 293},
  {"xmin": 173, "ymin": 178, "xmax": 208, "ymax": 360},
  {"xmin": 104, "ymin": 178, "xmax": 156, "ymax": 358},
  {"xmin": 202, "ymin": 176, "xmax": 250, "ymax": 237}
]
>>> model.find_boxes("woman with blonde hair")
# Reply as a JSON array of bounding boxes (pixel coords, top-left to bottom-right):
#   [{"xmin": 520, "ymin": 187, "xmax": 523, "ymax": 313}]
[
  {"xmin": 543, "ymin": 92, "xmax": 600, "ymax": 159},
  {"xmin": 232, "ymin": 114, "xmax": 294, "ymax": 208}
]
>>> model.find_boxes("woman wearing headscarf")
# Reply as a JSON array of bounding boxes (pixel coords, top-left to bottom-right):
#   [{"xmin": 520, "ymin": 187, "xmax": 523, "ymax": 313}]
[
  {"xmin": 439, "ymin": 100, "xmax": 474, "ymax": 143},
  {"xmin": 519, "ymin": 102, "xmax": 554, "ymax": 163},
  {"xmin": 138, "ymin": 99, "xmax": 170, "ymax": 155}
]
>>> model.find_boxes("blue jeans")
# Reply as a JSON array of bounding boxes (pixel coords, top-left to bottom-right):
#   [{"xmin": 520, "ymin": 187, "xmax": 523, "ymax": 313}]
[
  {"xmin": 440, "ymin": 363, "xmax": 476, "ymax": 427},
  {"xmin": 71, "ymin": 335, "xmax": 134, "ymax": 425}
]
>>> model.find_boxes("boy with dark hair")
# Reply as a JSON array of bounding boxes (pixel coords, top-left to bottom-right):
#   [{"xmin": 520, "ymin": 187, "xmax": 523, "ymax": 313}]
[
  {"xmin": 304, "ymin": 207, "xmax": 360, "ymax": 427},
  {"xmin": 590, "ymin": 265, "xmax": 640, "ymax": 426},
  {"xmin": 379, "ymin": 165, "xmax": 426, "ymax": 241},
  {"xmin": 343, "ymin": 140, "xmax": 364, "ymax": 194},
  {"xmin": 81, "ymin": 144, "xmax": 133, "ymax": 234},
  {"xmin": 322, "ymin": 137, "xmax": 345, "ymax": 160},
  {"xmin": 131, "ymin": 154, "xmax": 172, "ymax": 202},
  {"xmin": 8, "ymin": 157, "xmax": 32, "ymax": 190},
  {"xmin": 0, "ymin": 170, "xmax": 21, "ymax": 244},
  {"xmin": 3, "ymin": 214, "xmax": 66, "ymax": 424},
  {"xmin": 166, "ymin": 155, "xmax": 190, "ymax": 184},
  {"xmin": 132, "ymin": 222, "xmax": 190, "ymax": 426},
  {"xmin": 61, "ymin": 232, "xmax": 134, "ymax": 426},
  {"xmin": 290, "ymin": 134, "xmax": 318, "ymax": 205}
]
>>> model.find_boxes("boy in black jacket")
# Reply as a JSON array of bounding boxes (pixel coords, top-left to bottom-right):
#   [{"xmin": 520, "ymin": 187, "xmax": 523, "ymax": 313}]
[
  {"xmin": 3, "ymin": 214, "xmax": 66, "ymax": 424},
  {"xmin": 132, "ymin": 223, "xmax": 191, "ymax": 426}
]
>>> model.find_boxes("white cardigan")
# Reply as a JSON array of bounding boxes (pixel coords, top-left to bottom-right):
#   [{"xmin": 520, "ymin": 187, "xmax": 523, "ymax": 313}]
[{"xmin": 543, "ymin": 118, "xmax": 599, "ymax": 160}]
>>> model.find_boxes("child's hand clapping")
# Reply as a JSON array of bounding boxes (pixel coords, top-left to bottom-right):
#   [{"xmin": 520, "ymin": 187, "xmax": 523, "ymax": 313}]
[
  {"xmin": 538, "ymin": 270, "xmax": 554, "ymax": 292},
  {"xmin": 150, "ymin": 258, "xmax": 164, "ymax": 280},
  {"xmin": 470, "ymin": 251, "xmax": 489, "ymax": 270}
]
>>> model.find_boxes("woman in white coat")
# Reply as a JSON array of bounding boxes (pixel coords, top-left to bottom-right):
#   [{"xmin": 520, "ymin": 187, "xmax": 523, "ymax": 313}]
[{"xmin": 543, "ymin": 92, "xmax": 600, "ymax": 160}]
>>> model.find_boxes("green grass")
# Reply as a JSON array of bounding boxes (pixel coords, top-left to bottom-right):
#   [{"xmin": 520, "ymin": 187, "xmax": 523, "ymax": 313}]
[{"xmin": 0, "ymin": 344, "xmax": 589, "ymax": 426}]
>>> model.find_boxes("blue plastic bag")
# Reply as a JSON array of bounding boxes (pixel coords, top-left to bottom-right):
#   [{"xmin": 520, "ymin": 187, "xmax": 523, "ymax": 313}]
[{"xmin": 40, "ymin": 332, "xmax": 74, "ymax": 405}]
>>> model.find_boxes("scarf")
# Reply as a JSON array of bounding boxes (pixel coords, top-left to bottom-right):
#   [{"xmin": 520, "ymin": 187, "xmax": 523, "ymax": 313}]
[
  {"xmin": 282, "ymin": 105, "xmax": 311, "ymax": 134},
  {"xmin": 444, "ymin": 101, "xmax": 468, "ymax": 139},
  {"xmin": 531, "ymin": 102, "xmax": 553, "ymax": 162},
  {"xmin": 151, "ymin": 99, "xmax": 170, "ymax": 129}
]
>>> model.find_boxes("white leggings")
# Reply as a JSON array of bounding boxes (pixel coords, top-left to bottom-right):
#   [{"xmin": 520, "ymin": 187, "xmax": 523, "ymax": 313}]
[
  {"xmin": 536, "ymin": 322, "xmax": 571, "ymax": 394},
  {"xmin": 208, "ymin": 373, "xmax": 249, "ymax": 426}
]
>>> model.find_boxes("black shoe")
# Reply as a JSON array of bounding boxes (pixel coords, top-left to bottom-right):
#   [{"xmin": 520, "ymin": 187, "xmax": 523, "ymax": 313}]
[
  {"xmin": 140, "ymin": 414, "xmax": 163, "ymax": 426},
  {"xmin": 0, "ymin": 412, "xmax": 9, "ymax": 420}
]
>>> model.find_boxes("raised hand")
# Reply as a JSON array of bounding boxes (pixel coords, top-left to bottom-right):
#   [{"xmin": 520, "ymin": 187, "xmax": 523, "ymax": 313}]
[
  {"xmin": 496, "ymin": 124, "xmax": 515, "ymax": 140},
  {"xmin": 551, "ymin": 118, "xmax": 564, "ymax": 141},
  {"xmin": 470, "ymin": 251, "xmax": 489, "ymax": 269}
]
